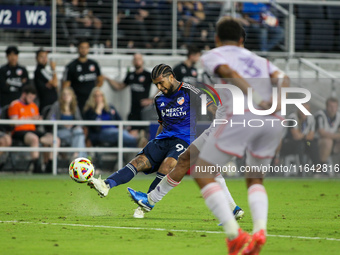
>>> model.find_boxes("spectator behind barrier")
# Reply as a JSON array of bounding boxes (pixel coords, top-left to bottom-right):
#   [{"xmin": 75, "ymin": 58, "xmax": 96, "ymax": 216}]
[
  {"xmin": 8, "ymin": 85, "xmax": 57, "ymax": 173},
  {"xmin": 0, "ymin": 46, "xmax": 29, "ymax": 108},
  {"xmin": 64, "ymin": 0, "xmax": 102, "ymax": 46},
  {"xmin": 239, "ymin": 2, "xmax": 284, "ymax": 52},
  {"xmin": 280, "ymin": 103, "xmax": 321, "ymax": 166},
  {"xmin": 177, "ymin": 1, "xmax": 206, "ymax": 47},
  {"xmin": 62, "ymin": 39, "xmax": 103, "ymax": 116},
  {"xmin": 173, "ymin": 45, "xmax": 201, "ymax": 85},
  {"xmin": 83, "ymin": 87, "xmax": 142, "ymax": 147},
  {"xmin": 104, "ymin": 53, "xmax": 153, "ymax": 123},
  {"xmin": 34, "ymin": 49, "xmax": 58, "ymax": 113},
  {"xmin": 117, "ymin": 0, "xmax": 153, "ymax": 49},
  {"xmin": 46, "ymin": 87, "xmax": 87, "ymax": 159},
  {"xmin": 314, "ymin": 97, "xmax": 340, "ymax": 165}
]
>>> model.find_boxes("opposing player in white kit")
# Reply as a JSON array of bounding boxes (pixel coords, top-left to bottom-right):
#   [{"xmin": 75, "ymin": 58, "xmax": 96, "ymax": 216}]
[{"xmin": 129, "ymin": 18, "xmax": 289, "ymax": 254}]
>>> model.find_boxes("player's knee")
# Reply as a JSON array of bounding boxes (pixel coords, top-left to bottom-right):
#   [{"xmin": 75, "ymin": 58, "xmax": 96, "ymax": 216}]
[
  {"xmin": 246, "ymin": 178, "xmax": 263, "ymax": 188},
  {"xmin": 178, "ymin": 150, "xmax": 190, "ymax": 165}
]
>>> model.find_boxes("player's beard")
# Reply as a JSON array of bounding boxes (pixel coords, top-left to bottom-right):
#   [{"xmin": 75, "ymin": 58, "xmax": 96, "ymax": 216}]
[{"xmin": 164, "ymin": 84, "xmax": 175, "ymax": 97}]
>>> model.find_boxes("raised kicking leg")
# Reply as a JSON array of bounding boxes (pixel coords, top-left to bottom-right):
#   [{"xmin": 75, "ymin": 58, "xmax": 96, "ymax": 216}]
[
  {"xmin": 129, "ymin": 143, "xmax": 244, "ymax": 219},
  {"xmin": 133, "ymin": 157, "xmax": 177, "ymax": 218},
  {"xmin": 88, "ymin": 154, "xmax": 152, "ymax": 197}
]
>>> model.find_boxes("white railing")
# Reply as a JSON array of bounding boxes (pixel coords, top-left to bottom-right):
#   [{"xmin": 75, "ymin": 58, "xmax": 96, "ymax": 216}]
[
  {"xmin": 0, "ymin": 119, "xmax": 152, "ymax": 175},
  {"xmin": 298, "ymin": 58, "xmax": 338, "ymax": 97}
]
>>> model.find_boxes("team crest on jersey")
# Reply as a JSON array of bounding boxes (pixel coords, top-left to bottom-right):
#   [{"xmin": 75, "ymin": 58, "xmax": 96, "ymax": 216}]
[
  {"xmin": 129, "ymin": 74, "xmax": 134, "ymax": 80},
  {"xmin": 7, "ymin": 70, "xmax": 11, "ymax": 76},
  {"xmin": 16, "ymin": 69, "xmax": 22, "ymax": 76},
  {"xmin": 191, "ymin": 70, "xmax": 197, "ymax": 77},
  {"xmin": 77, "ymin": 65, "xmax": 82, "ymax": 72},
  {"xmin": 139, "ymin": 75, "xmax": 145, "ymax": 83},
  {"xmin": 177, "ymin": 97, "xmax": 185, "ymax": 105},
  {"xmin": 89, "ymin": 64, "xmax": 95, "ymax": 72}
]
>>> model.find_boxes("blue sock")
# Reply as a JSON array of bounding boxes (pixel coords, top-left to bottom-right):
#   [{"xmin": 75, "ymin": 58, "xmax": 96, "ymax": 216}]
[
  {"xmin": 105, "ymin": 163, "xmax": 137, "ymax": 188},
  {"xmin": 147, "ymin": 172, "xmax": 166, "ymax": 193}
]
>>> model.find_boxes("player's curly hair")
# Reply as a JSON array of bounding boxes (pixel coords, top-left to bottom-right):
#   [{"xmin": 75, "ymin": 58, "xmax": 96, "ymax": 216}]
[
  {"xmin": 216, "ymin": 17, "xmax": 243, "ymax": 42},
  {"xmin": 151, "ymin": 64, "xmax": 176, "ymax": 80}
]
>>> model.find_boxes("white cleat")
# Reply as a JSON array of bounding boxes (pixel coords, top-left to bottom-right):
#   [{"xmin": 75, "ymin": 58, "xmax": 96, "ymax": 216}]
[
  {"xmin": 234, "ymin": 208, "xmax": 245, "ymax": 220},
  {"xmin": 133, "ymin": 207, "xmax": 145, "ymax": 218},
  {"xmin": 87, "ymin": 175, "xmax": 110, "ymax": 198}
]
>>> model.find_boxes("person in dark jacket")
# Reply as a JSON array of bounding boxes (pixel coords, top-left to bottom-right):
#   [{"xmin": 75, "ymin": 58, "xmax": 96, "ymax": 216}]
[{"xmin": 83, "ymin": 87, "xmax": 138, "ymax": 147}]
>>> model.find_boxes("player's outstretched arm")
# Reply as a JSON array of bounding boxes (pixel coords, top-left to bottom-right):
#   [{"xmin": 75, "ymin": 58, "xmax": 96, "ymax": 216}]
[
  {"xmin": 215, "ymin": 64, "xmax": 252, "ymax": 94},
  {"xmin": 215, "ymin": 64, "xmax": 266, "ymax": 108},
  {"xmin": 207, "ymin": 103, "xmax": 217, "ymax": 118}
]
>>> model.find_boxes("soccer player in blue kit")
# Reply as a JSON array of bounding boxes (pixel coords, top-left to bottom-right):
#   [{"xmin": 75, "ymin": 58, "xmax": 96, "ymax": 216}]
[{"xmin": 88, "ymin": 64, "xmax": 217, "ymax": 216}]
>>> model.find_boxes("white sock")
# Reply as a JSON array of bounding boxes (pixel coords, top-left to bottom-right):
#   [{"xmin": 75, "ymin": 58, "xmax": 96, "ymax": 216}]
[
  {"xmin": 248, "ymin": 184, "xmax": 268, "ymax": 234},
  {"xmin": 215, "ymin": 173, "xmax": 237, "ymax": 210},
  {"xmin": 148, "ymin": 174, "xmax": 180, "ymax": 204},
  {"xmin": 201, "ymin": 182, "xmax": 239, "ymax": 239}
]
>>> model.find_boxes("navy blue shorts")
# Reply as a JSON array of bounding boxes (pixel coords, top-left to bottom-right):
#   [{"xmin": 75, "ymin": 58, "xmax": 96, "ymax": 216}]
[{"xmin": 137, "ymin": 137, "xmax": 189, "ymax": 174}]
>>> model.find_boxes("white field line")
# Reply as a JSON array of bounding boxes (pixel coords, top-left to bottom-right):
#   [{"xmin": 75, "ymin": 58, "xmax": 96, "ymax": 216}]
[{"xmin": 1, "ymin": 220, "xmax": 340, "ymax": 242}]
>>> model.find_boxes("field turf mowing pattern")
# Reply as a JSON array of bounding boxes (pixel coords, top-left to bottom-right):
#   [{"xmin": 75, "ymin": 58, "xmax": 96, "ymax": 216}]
[{"xmin": 0, "ymin": 174, "xmax": 339, "ymax": 255}]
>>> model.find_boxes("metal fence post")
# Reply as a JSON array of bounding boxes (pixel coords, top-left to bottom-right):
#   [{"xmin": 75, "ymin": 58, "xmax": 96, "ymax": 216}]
[
  {"xmin": 118, "ymin": 122, "xmax": 123, "ymax": 170},
  {"xmin": 112, "ymin": 0, "xmax": 118, "ymax": 54},
  {"xmin": 52, "ymin": 0, "xmax": 57, "ymax": 53},
  {"xmin": 52, "ymin": 122, "xmax": 58, "ymax": 175},
  {"xmin": 172, "ymin": 0, "xmax": 178, "ymax": 55},
  {"xmin": 288, "ymin": 3, "xmax": 295, "ymax": 57}
]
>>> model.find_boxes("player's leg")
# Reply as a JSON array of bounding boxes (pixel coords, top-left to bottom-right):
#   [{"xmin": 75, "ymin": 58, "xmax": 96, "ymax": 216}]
[
  {"xmin": 133, "ymin": 156, "xmax": 178, "ymax": 218},
  {"xmin": 147, "ymin": 144, "xmax": 197, "ymax": 204},
  {"xmin": 194, "ymin": 157, "xmax": 251, "ymax": 255},
  {"xmin": 88, "ymin": 154, "xmax": 152, "ymax": 197},
  {"xmin": 145, "ymin": 130, "xmax": 208, "ymax": 205},
  {"xmin": 215, "ymin": 173, "xmax": 244, "ymax": 220},
  {"xmin": 147, "ymin": 156, "xmax": 177, "ymax": 193},
  {"xmin": 243, "ymin": 118, "xmax": 284, "ymax": 254},
  {"xmin": 89, "ymin": 139, "xmax": 163, "ymax": 197},
  {"xmin": 243, "ymin": 153, "xmax": 268, "ymax": 255}
]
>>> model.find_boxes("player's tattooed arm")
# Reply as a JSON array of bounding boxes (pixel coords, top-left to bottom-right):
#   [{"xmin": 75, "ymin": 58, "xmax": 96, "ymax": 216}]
[
  {"xmin": 207, "ymin": 103, "xmax": 217, "ymax": 118},
  {"xmin": 131, "ymin": 155, "xmax": 152, "ymax": 171},
  {"xmin": 215, "ymin": 64, "xmax": 251, "ymax": 95}
]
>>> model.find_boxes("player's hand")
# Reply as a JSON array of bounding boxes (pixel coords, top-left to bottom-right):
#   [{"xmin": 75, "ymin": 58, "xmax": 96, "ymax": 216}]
[
  {"xmin": 140, "ymin": 98, "xmax": 153, "ymax": 107},
  {"xmin": 258, "ymin": 100, "xmax": 272, "ymax": 110}
]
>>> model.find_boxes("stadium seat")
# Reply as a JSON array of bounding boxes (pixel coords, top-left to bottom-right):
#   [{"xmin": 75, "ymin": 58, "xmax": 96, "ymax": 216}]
[
  {"xmin": 295, "ymin": 5, "xmax": 325, "ymax": 19},
  {"xmin": 295, "ymin": 20, "xmax": 306, "ymax": 51},
  {"xmin": 308, "ymin": 20, "xmax": 335, "ymax": 51},
  {"xmin": 325, "ymin": 6, "xmax": 340, "ymax": 19}
]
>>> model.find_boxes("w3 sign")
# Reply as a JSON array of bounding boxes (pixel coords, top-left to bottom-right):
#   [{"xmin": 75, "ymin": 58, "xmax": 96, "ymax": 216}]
[{"xmin": 0, "ymin": 5, "xmax": 50, "ymax": 29}]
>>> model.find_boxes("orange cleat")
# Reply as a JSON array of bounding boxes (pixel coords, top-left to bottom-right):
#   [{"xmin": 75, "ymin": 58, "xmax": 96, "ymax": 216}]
[
  {"xmin": 226, "ymin": 229, "xmax": 252, "ymax": 255},
  {"xmin": 243, "ymin": 229, "xmax": 266, "ymax": 255}
]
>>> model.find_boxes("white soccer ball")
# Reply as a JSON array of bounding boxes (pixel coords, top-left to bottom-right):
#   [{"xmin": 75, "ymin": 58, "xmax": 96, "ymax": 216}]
[{"xmin": 69, "ymin": 157, "xmax": 95, "ymax": 183}]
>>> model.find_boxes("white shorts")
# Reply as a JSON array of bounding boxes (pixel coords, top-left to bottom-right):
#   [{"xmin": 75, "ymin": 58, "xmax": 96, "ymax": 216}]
[{"xmin": 199, "ymin": 112, "xmax": 284, "ymax": 166}]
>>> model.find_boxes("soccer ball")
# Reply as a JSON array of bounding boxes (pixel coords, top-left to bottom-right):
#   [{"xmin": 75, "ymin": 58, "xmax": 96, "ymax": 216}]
[{"xmin": 69, "ymin": 157, "xmax": 94, "ymax": 183}]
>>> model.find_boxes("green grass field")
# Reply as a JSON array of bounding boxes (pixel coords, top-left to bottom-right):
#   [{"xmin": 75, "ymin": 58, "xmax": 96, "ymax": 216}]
[{"xmin": 0, "ymin": 174, "xmax": 339, "ymax": 255}]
